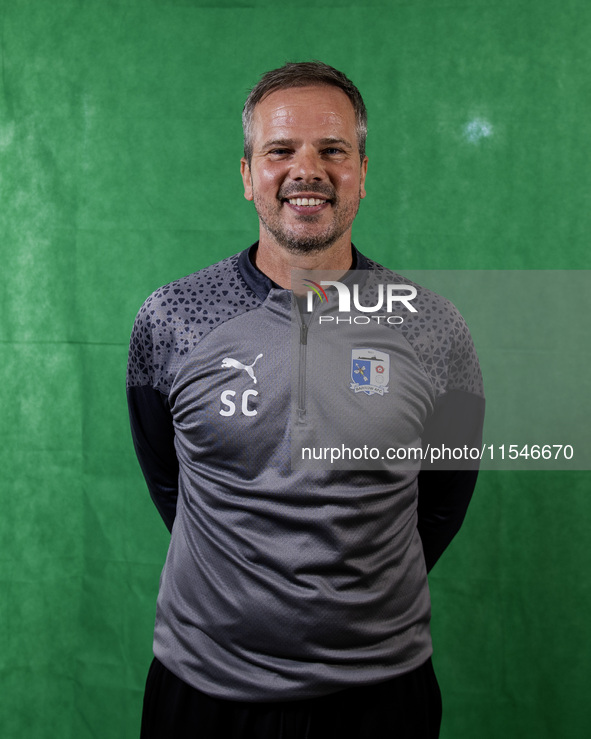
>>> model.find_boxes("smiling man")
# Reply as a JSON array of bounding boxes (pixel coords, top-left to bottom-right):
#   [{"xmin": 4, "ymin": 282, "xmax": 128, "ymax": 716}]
[
  {"xmin": 128, "ymin": 62, "xmax": 485, "ymax": 739},
  {"xmin": 241, "ymin": 83, "xmax": 367, "ymax": 279}
]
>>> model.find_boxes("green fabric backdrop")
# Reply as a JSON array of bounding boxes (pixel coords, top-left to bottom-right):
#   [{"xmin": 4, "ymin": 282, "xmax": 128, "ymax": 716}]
[{"xmin": 1, "ymin": 1, "xmax": 589, "ymax": 736}]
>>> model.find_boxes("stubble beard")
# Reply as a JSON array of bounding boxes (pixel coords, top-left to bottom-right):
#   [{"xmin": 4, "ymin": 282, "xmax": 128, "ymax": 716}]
[{"xmin": 253, "ymin": 190, "xmax": 361, "ymax": 255}]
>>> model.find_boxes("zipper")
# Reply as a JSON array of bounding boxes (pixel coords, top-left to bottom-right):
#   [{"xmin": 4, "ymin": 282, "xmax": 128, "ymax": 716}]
[
  {"xmin": 295, "ymin": 295, "xmax": 323, "ymax": 425},
  {"xmin": 297, "ymin": 319, "xmax": 308, "ymax": 423}
]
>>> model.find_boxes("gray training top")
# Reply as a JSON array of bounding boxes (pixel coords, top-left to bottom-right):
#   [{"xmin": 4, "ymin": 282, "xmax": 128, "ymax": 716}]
[{"xmin": 127, "ymin": 245, "xmax": 484, "ymax": 701}]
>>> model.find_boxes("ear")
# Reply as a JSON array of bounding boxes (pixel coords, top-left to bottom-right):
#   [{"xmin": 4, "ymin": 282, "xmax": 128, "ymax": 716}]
[
  {"xmin": 359, "ymin": 156, "xmax": 368, "ymax": 199},
  {"xmin": 240, "ymin": 157, "xmax": 254, "ymax": 201}
]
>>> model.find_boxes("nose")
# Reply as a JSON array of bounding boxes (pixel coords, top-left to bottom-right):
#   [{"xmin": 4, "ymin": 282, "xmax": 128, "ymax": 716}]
[{"xmin": 289, "ymin": 146, "xmax": 326, "ymax": 182}]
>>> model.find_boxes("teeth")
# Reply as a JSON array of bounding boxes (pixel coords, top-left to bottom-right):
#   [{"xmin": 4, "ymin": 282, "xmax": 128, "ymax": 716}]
[{"xmin": 288, "ymin": 197, "xmax": 326, "ymax": 206}]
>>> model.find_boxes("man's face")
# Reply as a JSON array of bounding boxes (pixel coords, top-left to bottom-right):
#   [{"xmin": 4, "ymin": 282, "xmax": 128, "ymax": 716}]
[{"xmin": 241, "ymin": 85, "xmax": 368, "ymax": 254}]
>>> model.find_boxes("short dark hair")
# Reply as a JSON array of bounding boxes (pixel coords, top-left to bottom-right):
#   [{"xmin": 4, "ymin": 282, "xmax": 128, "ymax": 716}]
[{"xmin": 242, "ymin": 61, "xmax": 367, "ymax": 165}]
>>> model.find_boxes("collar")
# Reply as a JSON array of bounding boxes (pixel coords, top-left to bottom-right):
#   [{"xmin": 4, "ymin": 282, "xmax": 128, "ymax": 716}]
[{"xmin": 237, "ymin": 242, "xmax": 370, "ymax": 302}]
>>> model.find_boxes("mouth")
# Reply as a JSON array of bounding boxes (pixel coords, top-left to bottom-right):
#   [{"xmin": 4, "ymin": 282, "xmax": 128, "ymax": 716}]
[
  {"xmin": 285, "ymin": 196, "xmax": 328, "ymax": 207},
  {"xmin": 280, "ymin": 192, "xmax": 332, "ymax": 214}
]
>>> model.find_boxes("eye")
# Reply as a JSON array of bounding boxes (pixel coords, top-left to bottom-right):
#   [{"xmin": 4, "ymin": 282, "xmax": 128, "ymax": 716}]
[
  {"xmin": 268, "ymin": 148, "xmax": 292, "ymax": 157},
  {"xmin": 322, "ymin": 147, "xmax": 347, "ymax": 158}
]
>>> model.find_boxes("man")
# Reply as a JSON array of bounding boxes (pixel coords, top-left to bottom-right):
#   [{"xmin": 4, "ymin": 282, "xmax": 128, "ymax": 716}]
[{"xmin": 127, "ymin": 61, "xmax": 485, "ymax": 738}]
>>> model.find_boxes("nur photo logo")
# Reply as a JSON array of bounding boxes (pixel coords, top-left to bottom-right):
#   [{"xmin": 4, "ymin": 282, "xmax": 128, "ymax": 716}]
[{"xmin": 301, "ymin": 278, "xmax": 418, "ymax": 326}]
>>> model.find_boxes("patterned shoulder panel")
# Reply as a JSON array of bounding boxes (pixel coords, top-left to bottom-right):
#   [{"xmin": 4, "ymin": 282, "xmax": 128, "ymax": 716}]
[
  {"xmin": 127, "ymin": 253, "xmax": 261, "ymax": 393},
  {"xmin": 365, "ymin": 259, "xmax": 484, "ymax": 398}
]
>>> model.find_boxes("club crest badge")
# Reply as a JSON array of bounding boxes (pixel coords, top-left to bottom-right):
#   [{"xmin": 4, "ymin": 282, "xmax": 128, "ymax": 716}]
[{"xmin": 350, "ymin": 349, "xmax": 390, "ymax": 396}]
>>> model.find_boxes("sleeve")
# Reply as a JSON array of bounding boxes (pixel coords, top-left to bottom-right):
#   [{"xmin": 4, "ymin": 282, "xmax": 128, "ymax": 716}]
[
  {"xmin": 127, "ymin": 300, "xmax": 179, "ymax": 532},
  {"xmin": 127, "ymin": 385, "xmax": 179, "ymax": 532},
  {"xmin": 416, "ymin": 307, "xmax": 486, "ymax": 572},
  {"xmin": 417, "ymin": 390, "xmax": 485, "ymax": 572}
]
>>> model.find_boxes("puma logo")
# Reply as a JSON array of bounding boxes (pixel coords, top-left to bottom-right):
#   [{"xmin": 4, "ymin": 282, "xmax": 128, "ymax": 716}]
[{"xmin": 221, "ymin": 353, "xmax": 263, "ymax": 384}]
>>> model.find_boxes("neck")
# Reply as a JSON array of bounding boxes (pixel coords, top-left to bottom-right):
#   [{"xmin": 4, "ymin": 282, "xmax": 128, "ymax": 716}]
[{"xmin": 254, "ymin": 235, "xmax": 353, "ymax": 290}]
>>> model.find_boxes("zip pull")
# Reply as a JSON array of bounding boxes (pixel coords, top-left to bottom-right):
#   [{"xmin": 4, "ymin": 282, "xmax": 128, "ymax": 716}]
[{"xmin": 300, "ymin": 323, "xmax": 308, "ymax": 345}]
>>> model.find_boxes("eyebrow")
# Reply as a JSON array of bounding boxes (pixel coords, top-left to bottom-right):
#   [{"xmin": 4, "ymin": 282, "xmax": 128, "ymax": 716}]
[
  {"xmin": 318, "ymin": 137, "xmax": 354, "ymax": 150},
  {"xmin": 261, "ymin": 137, "xmax": 354, "ymax": 150},
  {"xmin": 261, "ymin": 138, "xmax": 296, "ymax": 149}
]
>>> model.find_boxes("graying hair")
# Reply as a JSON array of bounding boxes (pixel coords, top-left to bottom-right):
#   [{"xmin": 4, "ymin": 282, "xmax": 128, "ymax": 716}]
[{"xmin": 242, "ymin": 61, "xmax": 367, "ymax": 165}]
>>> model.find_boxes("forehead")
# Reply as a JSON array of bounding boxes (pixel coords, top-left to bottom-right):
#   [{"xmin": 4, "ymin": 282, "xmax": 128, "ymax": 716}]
[{"xmin": 251, "ymin": 85, "xmax": 356, "ymax": 144}]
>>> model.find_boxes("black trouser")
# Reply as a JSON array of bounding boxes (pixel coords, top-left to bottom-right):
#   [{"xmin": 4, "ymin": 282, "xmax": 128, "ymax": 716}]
[{"xmin": 140, "ymin": 656, "xmax": 442, "ymax": 739}]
